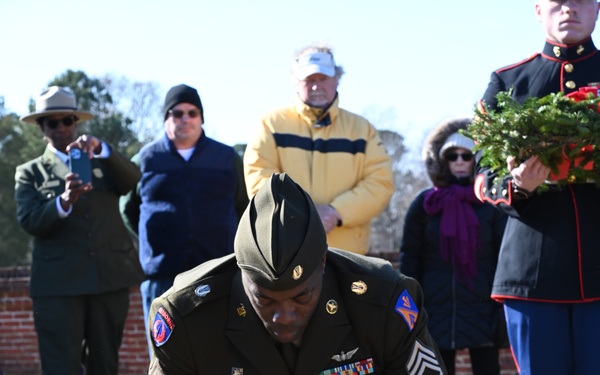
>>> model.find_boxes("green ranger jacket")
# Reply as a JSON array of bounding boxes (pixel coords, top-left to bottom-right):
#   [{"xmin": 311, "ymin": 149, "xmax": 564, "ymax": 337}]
[{"xmin": 15, "ymin": 145, "xmax": 145, "ymax": 297}]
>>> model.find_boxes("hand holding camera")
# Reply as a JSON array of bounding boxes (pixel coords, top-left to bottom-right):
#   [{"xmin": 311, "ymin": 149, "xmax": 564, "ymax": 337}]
[{"xmin": 60, "ymin": 134, "xmax": 101, "ymax": 210}]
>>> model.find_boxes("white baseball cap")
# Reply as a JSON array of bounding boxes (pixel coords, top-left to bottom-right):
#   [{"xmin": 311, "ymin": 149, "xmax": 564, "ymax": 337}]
[{"xmin": 293, "ymin": 51, "xmax": 336, "ymax": 80}]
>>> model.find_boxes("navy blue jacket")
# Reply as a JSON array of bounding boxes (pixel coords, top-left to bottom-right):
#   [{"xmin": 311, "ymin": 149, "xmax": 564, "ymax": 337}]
[
  {"xmin": 475, "ymin": 38, "xmax": 600, "ymax": 302},
  {"xmin": 121, "ymin": 133, "xmax": 248, "ymax": 278}
]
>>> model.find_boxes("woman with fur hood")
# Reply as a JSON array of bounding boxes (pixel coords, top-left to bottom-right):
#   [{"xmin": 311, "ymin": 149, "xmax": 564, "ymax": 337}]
[{"xmin": 399, "ymin": 117, "xmax": 508, "ymax": 375}]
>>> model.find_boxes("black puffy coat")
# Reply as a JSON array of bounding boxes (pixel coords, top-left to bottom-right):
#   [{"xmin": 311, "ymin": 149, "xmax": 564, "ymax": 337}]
[
  {"xmin": 399, "ymin": 118, "xmax": 507, "ymax": 350},
  {"xmin": 400, "ymin": 189, "xmax": 507, "ymax": 349}
]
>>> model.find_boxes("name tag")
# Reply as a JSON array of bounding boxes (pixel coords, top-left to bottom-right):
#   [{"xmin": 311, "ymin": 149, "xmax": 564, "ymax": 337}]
[{"xmin": 44, "ymin": 180, "xmax": 60, "ymax": 188}]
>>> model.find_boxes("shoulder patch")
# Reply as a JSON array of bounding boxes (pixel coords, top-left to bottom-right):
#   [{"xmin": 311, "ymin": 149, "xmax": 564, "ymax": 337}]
[
  {"xmin": 153, "ymin": 305, "xmax": 175, "ymax": 347},
  {"xmin": 394, "ymin": 289, "xmax": 419, "ymax": 331}
]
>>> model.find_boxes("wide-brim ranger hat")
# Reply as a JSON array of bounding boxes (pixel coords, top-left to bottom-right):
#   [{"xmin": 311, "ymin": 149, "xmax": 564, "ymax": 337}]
[
  {"xmin": 20, "ymin": 86, "xmax": 94, "ymax": 124},
  {"xmin": 293, "ymin": 51, "xmax": 336, "ymax": 80}
]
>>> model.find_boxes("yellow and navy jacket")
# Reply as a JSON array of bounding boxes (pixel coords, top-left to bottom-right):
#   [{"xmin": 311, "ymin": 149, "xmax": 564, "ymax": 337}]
[
  {"xmin": 475, "ymin": 38, "xmax": 600, "ymax": 302},
  {"xmin": 243, "ymin": 96, "xmax": 394, "ymax": 254}
]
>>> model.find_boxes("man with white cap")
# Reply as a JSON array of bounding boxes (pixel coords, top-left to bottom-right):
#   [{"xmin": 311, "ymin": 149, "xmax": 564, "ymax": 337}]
[
  {"xmin": 243, "ymin": 44, "xmax": 394, "ymax": 255},
  {"xmin": 14, "ymin": 86, "xmax": 145, "ymax": 374},
  {"xmin": 148, "ymin": 173, "xmax": 446, "ymax": 374}
]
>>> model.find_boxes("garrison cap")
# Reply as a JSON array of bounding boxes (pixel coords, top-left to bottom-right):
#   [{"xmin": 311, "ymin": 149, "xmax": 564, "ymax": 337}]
[{"xmin": 234, "ymin": 173, "xmax": 327, "ymax": 291}]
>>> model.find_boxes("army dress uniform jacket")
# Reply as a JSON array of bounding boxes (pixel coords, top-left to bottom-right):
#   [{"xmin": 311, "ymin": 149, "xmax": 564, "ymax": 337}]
[
  {"xmin": 15, "ymin": 145, "xmax": 145, "ymax": 297},
  {"xmin": 475, "ymin": 38, "xmax": 600, "ymax": 302},
  {"xmin": 149, "ymin": 249, "xmax": 446, "ymax": 375}
]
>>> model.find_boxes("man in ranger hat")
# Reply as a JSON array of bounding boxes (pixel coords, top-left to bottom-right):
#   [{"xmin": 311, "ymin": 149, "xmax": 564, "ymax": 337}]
[
  {"xmin": 243, "ymin": 43, "xmax": 394, "ymax": 255},
  {"xmin": 148, "ymin": 173, "xmax": 446, "ymax": 374},
  {"xmin": 14, "ymin": 86, "xmax": 145, "ymax": 374}
]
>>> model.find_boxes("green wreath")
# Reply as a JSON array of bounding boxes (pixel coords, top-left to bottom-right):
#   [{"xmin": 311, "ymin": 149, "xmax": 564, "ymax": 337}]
[{"xmin": 463, "ymin": 88, "xmax": 600, "ymax": 187}]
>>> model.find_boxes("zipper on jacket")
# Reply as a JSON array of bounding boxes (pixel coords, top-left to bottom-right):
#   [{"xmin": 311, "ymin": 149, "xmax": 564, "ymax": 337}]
[{"xmin": 451, "ymin": 273, "xmax": 457, "ymax": 348}]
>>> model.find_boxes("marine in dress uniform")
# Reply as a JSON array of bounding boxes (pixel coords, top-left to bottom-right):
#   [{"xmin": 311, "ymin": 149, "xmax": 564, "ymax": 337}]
[
  {"xmin": 475, "ymin": 24, "xmax": 600, "ymax": 375},
  {"xmin": 148, "ymin": 173, "xmax": 446, "ymax": 374}
]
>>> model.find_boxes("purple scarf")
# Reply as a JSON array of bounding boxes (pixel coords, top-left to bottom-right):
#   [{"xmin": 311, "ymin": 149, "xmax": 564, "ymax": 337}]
[{"xmin": 423, "ymin": 184, "xmax": 483, "ymax": 288}]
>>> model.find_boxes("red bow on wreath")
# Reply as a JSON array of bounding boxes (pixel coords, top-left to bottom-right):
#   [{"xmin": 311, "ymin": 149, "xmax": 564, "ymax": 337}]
[{"xmin": 549, "ymin": 86, "xmax": 599, "ymax": 181}]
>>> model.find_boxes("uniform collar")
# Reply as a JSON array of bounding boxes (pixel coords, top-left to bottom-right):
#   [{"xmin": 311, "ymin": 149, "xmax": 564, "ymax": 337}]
[
  {"xmin": 295, "ymin": 94, "xmax": 340, "ymax": 127},
  {"xmin": 44, "ymin": 144, "xmax": 69, "ymax": 165},
  {"xmin": 226, "ymin": 272, "xmax": 292, "ymax": 374},
  {"xmin": 542, "ymin": 37, "xmax": 597, "ymax": 61},
  {"xmin": 225, "ymin": 265, "xmax": 352, "ymax": 375},
  {"xmin": 41, "ymin": 145, "xmax": 70, "ymax": 181}
]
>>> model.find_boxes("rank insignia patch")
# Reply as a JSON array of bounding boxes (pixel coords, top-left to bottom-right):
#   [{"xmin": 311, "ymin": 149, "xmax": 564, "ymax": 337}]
[
  {"xmin": 406, "ymin": 340, "xmax": 442, "ymax": 375},
  {"xmin": 351, "ymin": 280, "xmax": 367, "ymax": 295},
  {"xmin": 395, "ymin": 289, "xmax": 419, "ymax": 331},
  {"xmin": 153, "ymin": 306, "xmax": 175, "ymax": 347},
  {"xmin": 319, "ymin": 357, "xmax": 374, "ymax": 375}
]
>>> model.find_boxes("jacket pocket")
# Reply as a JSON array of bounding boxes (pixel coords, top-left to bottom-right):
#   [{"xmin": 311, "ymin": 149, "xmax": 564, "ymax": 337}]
[{"xmin": 32, "ymin": 247, "xmax": 65, "ymax": 260}]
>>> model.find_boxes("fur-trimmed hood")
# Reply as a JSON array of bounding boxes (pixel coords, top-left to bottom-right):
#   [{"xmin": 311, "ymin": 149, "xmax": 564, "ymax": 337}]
[{"xmin": 422, "ymin": 117, "xmax": 473, "ymax": 187}]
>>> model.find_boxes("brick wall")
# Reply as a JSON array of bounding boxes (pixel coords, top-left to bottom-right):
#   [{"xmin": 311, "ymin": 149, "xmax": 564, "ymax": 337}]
[
  {"xmin": 0, "ymin": 267, "xmax": 149, "ymax": 375},
  {"xmin": 0, "ymin": 264, "xmax": 517, "ymax": 375}
]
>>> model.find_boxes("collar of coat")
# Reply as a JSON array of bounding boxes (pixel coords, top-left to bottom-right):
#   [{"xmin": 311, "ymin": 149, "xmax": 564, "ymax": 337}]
[
  {"xmin": 295, "ymin": 94, "xmax": 340, "ymax": 128},
  {"xmin": 542, "ymin": 37, "xmax": 597, "ymax": 61},
  {"xmin": 225, "ymin": 266, "xmax": 351, "ymax": 375},
  {"xmin": 41, "ymin": 146, "xmax": 70, "ymax": 181}
]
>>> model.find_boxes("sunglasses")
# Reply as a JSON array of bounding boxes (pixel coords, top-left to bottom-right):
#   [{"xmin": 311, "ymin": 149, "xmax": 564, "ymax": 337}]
[
  {"xmin": 169, "ymin": 109, "xmax": 201, "ymax": 119},
  {"xmin": 42, "ymin": 116, "xmax": 78, "ymax": 129},
  {"xmin": 446, "ymin": 152, "xmax": 473, "ymax": 162}
]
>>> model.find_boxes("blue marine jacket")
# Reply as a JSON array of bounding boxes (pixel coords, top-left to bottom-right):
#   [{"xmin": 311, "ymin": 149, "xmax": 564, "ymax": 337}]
[{"xmin": 475, "ymin": 38, "xmax": 600, "ymax": 302}]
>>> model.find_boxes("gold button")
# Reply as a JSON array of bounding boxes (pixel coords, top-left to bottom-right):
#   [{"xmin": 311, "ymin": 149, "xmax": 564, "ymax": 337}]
[
  {"xmin": 491, "ymin": 188, "xmax": 497, "ymax": 195},
  {"xmin": 502, "ymin": 189, "xmax": 508, "ymax": 196},
  {"xmin": 566, "ymin": 81, "xmax": 576, "ymax": 89},
  {"xmin": 553, "ymin": 46, "xmax": 561, "ymax": 57},
  {"xmin": 564, "ymin": 63, "xmax": 574, "ymax": 73}
]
